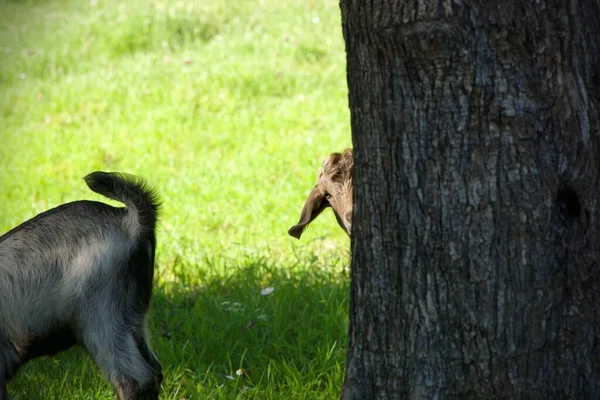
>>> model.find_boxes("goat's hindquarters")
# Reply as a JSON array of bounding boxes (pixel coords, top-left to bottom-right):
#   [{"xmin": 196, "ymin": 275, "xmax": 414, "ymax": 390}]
[{"xmin": 77, "ymin": 236, "xmax": 162, "ymax": 400}]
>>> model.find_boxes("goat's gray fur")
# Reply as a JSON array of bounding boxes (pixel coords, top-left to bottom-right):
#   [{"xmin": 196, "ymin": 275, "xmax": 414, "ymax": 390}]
[
  {"xmin": 288, "ymin": 149, "xmax": 353, "ymax": 239},
  {"xmin": 0, "ymin": 172, "xmax": 163, "ymax": 400}
]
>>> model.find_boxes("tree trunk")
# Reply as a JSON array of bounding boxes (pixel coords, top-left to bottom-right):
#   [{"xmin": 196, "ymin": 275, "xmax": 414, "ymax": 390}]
[{"xmin": 340, "ymin": 0, "xmax": 600, "ymax": 398}]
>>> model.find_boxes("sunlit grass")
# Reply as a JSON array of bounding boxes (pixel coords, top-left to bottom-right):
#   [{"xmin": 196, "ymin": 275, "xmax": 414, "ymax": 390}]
[{"xmin": 1, "ymin": 0, "xmax": 351, "ymax": 398}]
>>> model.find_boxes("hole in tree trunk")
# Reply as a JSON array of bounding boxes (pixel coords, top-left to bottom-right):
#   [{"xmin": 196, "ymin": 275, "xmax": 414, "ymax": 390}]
[{"xmin": 556, "ymin": 184, "xmax": 581, "ymax": 220}]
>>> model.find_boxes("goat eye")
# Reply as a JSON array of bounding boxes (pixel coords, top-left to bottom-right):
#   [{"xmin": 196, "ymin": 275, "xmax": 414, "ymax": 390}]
[{"xmin": 323, "ymin": 191, "xmax": 332, "ymax": 199}]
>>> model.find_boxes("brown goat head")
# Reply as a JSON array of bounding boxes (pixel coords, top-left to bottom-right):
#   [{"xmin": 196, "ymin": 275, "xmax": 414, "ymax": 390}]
[{"xmin": 288, "ymin": 148, "xmax": 353, "ymax": 239}]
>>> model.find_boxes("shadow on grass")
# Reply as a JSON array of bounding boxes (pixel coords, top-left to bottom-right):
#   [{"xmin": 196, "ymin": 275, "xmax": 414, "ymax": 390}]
[{"xmin": 9, "ymin": 257, "xmax": 350, "ymax": 399}]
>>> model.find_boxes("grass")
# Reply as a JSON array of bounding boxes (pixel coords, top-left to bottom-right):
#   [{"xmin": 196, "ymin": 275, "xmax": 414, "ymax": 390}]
[{"xmin": 0, "ymin": 0, "xmax": 351, "ymax": 398}]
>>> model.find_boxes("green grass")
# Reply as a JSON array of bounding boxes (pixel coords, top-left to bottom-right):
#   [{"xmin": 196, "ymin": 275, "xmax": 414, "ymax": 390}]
[{"xmin": 0, "ymin": 0, "xmax": 351, "ymax": 398}]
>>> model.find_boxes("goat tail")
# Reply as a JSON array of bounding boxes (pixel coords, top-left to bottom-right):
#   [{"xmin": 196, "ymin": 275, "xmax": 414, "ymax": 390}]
[{"xmin": 84, "ymin": 171, "xmax": 161, "ymax": 238}]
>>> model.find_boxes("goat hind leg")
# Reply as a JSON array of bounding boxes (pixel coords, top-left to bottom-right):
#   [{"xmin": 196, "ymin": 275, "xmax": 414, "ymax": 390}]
[
  {"xmin": 0, "ymin": 377, "xmax": 10, "ymax": 400},
  {"xmin": 80, "ymin": 320, "xmax": 161, "ymax": 400},
  {"xmin": 134, "ymin": 329, "xmax": 162, "ymax": 387},
  {"xmin": 0, "ymin": 337, "xmax": 20, "ymax": 400},
  {"xmin": 0, "ymin": 379, "xmax": 11, "ymax": 400}
]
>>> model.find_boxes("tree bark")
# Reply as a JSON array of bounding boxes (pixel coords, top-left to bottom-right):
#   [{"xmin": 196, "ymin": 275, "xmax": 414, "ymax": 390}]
[{"xmin": 340, "ymin": 0, "xmax": 600, "ymax": 398}]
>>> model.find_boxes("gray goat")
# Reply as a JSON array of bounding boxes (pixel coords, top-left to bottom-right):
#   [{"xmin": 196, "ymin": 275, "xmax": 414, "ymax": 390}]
[
  {"xmin": 0, "ymin": 172, "xmax": 163, "ymax": 400},
  {"xmin": 288, "ymin": 148, "xmax": 353, "ymax": 239}
]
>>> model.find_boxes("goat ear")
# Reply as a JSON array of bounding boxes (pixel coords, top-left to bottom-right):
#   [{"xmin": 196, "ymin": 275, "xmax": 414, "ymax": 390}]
[{"xmin": 288, "ymin": 185, "xmax": 330, "ymax": 239}]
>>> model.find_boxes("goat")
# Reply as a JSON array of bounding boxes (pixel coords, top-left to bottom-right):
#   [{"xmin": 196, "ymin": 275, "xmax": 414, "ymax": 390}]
[
  {"xmin": 0, "ymin": 172, "xmax": 163, "ymax": 400},
  {"xmin": 288, "ymin": 148, "xmax": 353, "ymax": 239}
]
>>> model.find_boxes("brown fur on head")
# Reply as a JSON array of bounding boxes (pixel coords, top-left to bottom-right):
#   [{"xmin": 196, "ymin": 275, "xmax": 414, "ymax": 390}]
[{"xmin": 288, "ymin": 149, "xmax": 353, "ymax": 239}]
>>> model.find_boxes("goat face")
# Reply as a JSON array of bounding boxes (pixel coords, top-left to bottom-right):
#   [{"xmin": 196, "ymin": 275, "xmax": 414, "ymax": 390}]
[{"xmin": 288, "ymin": 149, "xmax": 353, "ymax": 239}]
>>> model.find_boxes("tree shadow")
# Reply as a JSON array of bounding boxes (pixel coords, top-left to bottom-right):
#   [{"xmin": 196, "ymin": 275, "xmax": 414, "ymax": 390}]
[{"xmin": 9, "ymin": 257, "xmax": 350, "ymax": 399}]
